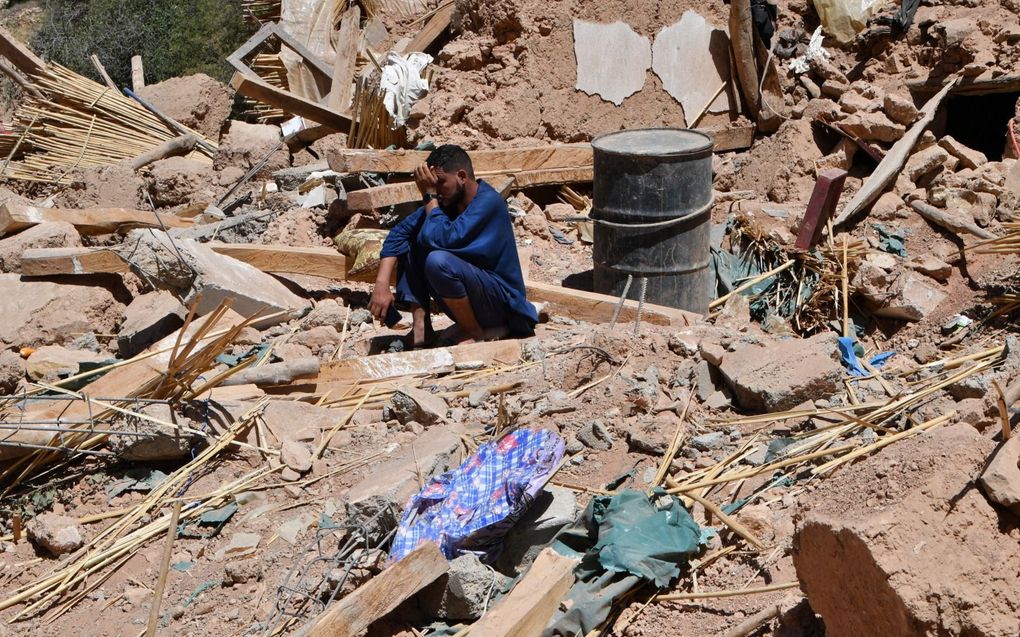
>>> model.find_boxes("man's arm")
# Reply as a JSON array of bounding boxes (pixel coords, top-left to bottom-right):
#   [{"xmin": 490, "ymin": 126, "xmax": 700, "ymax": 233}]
[{"xmin": 418, "ymin": 189, "xmax": 501, "ymax": 251}]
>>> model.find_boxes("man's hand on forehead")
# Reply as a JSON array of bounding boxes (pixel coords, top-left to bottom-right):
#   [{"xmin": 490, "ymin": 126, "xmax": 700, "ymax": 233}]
[{"xmin": 413, "ymin": 163, "xmax": 438, "ymax": 197}]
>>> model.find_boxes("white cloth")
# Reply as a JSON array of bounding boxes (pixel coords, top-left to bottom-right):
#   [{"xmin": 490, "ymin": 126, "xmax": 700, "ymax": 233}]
[
  {"xmin": 380, "ymin": 52, "xmax": 433, "ymax": 128},
  {"xmin": 789, "ymin": 26, "xmax": 832, "ymax": 74}
]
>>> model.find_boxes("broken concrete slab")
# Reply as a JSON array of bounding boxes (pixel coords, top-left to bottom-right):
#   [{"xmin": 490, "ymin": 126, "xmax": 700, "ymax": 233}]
[
  {"xmin": 718, "ymin": 333, "xmax": 843, "ymax": 412},
  {"xmin": 421, "ymin": 553, "xmax": 512, "ymax": 620},
  {"xmin": 794, "ymin": 424, "xmax": 1019, "ymax": 637},
  {"xmin": 125, "ymin": 230, "xmax": 308, "ymax": 328},
  {"xmin": 117, "ymin": 291, "xmax": 187, "ymax": 358},
  {"xmin": 651, "ymin": 11, "xmax": 733, "ymax": 122},
  {"xmin": 25, "ymin": 345, "xmax": 111, "ymax": 383},
  {"xmin": 497, "ymin": 486, "xmax": 577, "ymax": 576},
  {"xmin": 0, "ymin": 273, "xmax": 126, "ymax": 349},
  {"xmin": 26, "ymin": 512, "xmax": 84, "ymax": 556},
  {"xmin": 854, "ymin": 265, "xmax": 947, "ymax": 321},
  {"xmin": 0, "ymin": 221, "xmax": 81, "ymax": 273},
  {"xmin": 573, "ymin": 20, "xmax": 650, "ymax": 106},
  {"xmin": 979, "ymin": 435, "xmax": 1020, "ymax": 516}
]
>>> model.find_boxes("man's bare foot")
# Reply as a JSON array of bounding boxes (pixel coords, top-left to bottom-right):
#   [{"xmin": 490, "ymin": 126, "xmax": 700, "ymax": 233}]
[{"xmin": 437, "ymin": 324, "xmax": 508, "ymax": 346}]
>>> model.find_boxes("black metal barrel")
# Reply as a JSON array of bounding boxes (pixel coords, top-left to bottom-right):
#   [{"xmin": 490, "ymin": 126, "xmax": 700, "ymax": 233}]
[{"xmin": 591, "ymin": 128, "xmax": 714, "ymax": 314}]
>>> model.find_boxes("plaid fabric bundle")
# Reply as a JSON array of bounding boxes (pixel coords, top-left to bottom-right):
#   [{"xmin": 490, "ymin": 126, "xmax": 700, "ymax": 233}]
[{"xmin": 389, "ymin": 428, "xmax": 564, "ymax": 563}]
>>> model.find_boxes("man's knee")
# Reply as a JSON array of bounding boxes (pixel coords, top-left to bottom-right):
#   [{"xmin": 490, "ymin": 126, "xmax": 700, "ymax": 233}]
[{"xmin": 424, "ymin": 250, "xmax": 459, "ymax": 283}]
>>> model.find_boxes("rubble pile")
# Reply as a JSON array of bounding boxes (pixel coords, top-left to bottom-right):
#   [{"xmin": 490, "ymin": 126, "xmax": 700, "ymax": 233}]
[{"xmin": 0, "ymin": 0, "xmax": 1018, "ymax": 635}]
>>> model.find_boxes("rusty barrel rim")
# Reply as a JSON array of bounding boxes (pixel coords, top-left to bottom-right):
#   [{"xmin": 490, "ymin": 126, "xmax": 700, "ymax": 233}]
[{"xmin": 591, "ymin": 128, "xmax": 714, "ymax": 158}]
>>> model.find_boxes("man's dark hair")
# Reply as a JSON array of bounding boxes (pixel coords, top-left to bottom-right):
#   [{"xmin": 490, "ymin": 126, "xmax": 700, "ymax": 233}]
[{"xmin": 426, "ymin": 144, "xmax": 474, "ymax": 178}]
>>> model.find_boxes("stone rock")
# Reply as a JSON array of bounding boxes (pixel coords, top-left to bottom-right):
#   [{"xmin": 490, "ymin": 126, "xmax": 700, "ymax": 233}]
[
  {"xmin": 691, "ymin": 431, "xmax": 726, "ymax": 451},
  {"xmin": 704, "ymin": 390, "xmax": 731, "ymax": 410},
  {"xmin": 386, "ymin": 386, "xmax": 448, "ymax": 426},
  {"xmin": 855, "ymin": 266, "xmax": 947, "ymax": 322},
  {"xmin": 699, "ymin": 341, "xmax": 726, "ymax": 367},
  {"xmin": 146, "ymin": 157, "xmax": 218, "ymax": 208},
  {"xmin": 908, "ymin": 255, "xmax": 952, "ymax": 282},
  {"xmin": 882, "ymin": 93, "xmax": 920, "ymax": 125},
  {"xmin": 468, "ymin": 388, "xmax": 490, "ymax": 408},
  {"xmin": 0, "ymin": 222, "xmax": 81, "ymax": 273},
  {"xmin": 304, "ymin": 299, "xmax": 349, "ymax": 330},
  {"xmin": 694, "ymin": 360, "xmax": 715, "ymax": 401},
  {"xmin": 937, "ymin": 135, "xmax": 987, "ymax": 170},
  {"xmin": 345, "ymin": 426, "xmax": 462, "ymax": 526},
  {"xmin": 839, "ymin": 111, "xmax": 905, "ymax": 143},
  {"xmin": 838, "ymin": 91, "xmax": 874, "ymax": 114},
  {"xmin": 108, "ymin": 403, "xmax": 198, "ymax": 461},
  {"xmin": 979, "ymin": 435, "xmax": 1020, "ymax": 516},
  {"xmin": 794, "ymin": 424, "xmax": 1019, "ymax": 637},
  {"xmin": 905, "ymin": 146, "xmax": 950, "ymax": 182},
  {"xmin": 0, "ymin": 274, "xmax": 126, "ymax": 349},
  {"xmin": 345, "ymin": 494, "xmax": 399, "ymax": 546},
  {"xmin": 214, "ymin": 120, "xmax": 289, "ymax": 178},
  {"xmin": 497, "ymin": 486, "xmax": 577, "ymax": 575},
  {"xmin": 137, "ymin": 73, "xmax": 232, "ymax": 140},
  {"xmin": 870, "ymin": 191, "xmax": 904, "ymax": 219},
  {"xmin": 223, "ymin": 558, "xmax": 264, "ymax": 586},
  {"xmin": 281, "ymin": 440, "xmax": 313, "ymax": 474},
  {"xmin": 0, "ymin": 349, "xmax": 23, "ymax": 393},
  {"xmin": 125, "ymin": 230, "xmax": 308, "ymax": 328},
  {"xmin": 291, "ymin": 325, "xmax": 341, "ymax": 354},
  {"xmin": 25, "ymin": 345, "xmax": 110, "ymax": 383},
  {"xmin": 117, "ymin": 291, "xmax": 187, "ymax": 358},
  {"xmin": 735, "ymin": 504, "xmax": 776, "ymax": 544},
  {"xmin": 421, "ymin": 553, "xmax": 511, "ymax": 620},
  {"xmin": 718, "ymin": 334, "xmax": 843, "ymax": 412},
  {"xmin": 26, "ymin": 512, "xmax": 84, "ymax": 555},
  {"xmin": 576, "ymin": 420, "xmax": 613, "ymax": 451},
  {"xmin": 628, "ymin": 411, "xmax": 678, "ymax": 455}
]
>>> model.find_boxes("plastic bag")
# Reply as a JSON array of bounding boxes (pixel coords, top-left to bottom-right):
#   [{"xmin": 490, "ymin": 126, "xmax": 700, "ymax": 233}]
[{"xmin": 811, "ymin": 0, "xmax": 887, "ymax": 44}]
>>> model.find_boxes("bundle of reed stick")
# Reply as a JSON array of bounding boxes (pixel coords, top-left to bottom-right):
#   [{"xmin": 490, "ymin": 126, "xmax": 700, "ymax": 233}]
[
  {"xmin": 242, "ymin": 0, "xmax": 282, "ymax": 23},
  {"xmin": 348, "ymin": 71, "xmax": 405, "ymax": 149},
  {"xmin": 1, "ymin": 64, "xmax": 217, "ymax": 184},
  {"xmin": 969, "ymin": 222, "xmax": 1020, "ymax": 255}
]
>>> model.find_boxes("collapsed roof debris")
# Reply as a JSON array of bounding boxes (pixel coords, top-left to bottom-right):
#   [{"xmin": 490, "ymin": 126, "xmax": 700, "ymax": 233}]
[{"xmin": 0, "ymin": 0, "xmax": 1018, "ymax": 635}]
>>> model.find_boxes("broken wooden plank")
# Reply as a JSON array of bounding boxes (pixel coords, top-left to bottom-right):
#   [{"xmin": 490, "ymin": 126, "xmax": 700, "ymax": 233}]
[
  {"xmin": 0, "ymin": 26, "xmax": 46, "ymax": 76},
  {"xmin": 89, "ymin": 54, "xmax": 117, "ymax": 90},
  {"xmin": 833, "ymin": 78, "xmax": 957, "ymax": 228},
  {"xmin": 401, "ymin": 0, "xmax": 456, "ymax": 53},
  {"xmin": 301, "ymin": 542, "xmax": 448, "ymax": 637},
  {"xmin": 525, "ymin": 279, "xmax": 701, "ymax": 327},
  {"xmin": 0, "ymin": 202, "xmax": 193, "ymax": 238},
  {"xmin": 205, "ymin": 243, "xmax": 349, "ymax": 280},
  {"xmin": 221, "ymin": 358, "xmax": 320, "ymax": 387},
  {"xmin": 328, "ymin": 144, "xmax": 594, "ymax": 175},
  {"xmin": 316, "ymin": 339, "xmax": 523, "ymax": 385},
  {"xmin": 728, "ymin": 0, "xmax": 759, "ymax": 122},
  {"xmin": 468, "ymin": 548, "xmax": 579, "ymax": 637},
  {"xmin": 230, "ymin": 71, "xmax": 351, "ymax": 131},
  {"xmin": 20, "ymin": 247, "xmax": 129, "ymax": 277},
  {"xmin": 130, "ymin": 55, "xmax": 144, "ymax": 91},
  {"xmin": 704, "ymin": 124, "xmax": 755, "ymax": 153},
  {"xmin": 327, "ymin": 5, "xmax": 361, "ymax": 113},
  {"xmin": 347, "ymin": 167, "xmax": 593, "ymax": 211}
]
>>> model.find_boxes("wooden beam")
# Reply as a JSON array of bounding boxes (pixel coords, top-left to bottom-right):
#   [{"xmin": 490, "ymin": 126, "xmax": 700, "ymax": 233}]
[
  {"xmin": 401, "ymin": 1, "xmax": 456, "ymax": 54},
  {"xmin": 268, "ymin": 23, "xmax": 334, "ymax": 87},
  {"xmin": 346, "ymin": 167, "xmax": 593, "ymax": 211},
  {"xmin": 0, "ymin": 26, "xmax": 46, "ymax": 77},
  {"xmin": 206, "ymin": 243, "xmax": 350, "ymax": 279},
  {"xmin": 89, "ymin": 53, "xmax": 117, "ymax": 90},
  {"xmin": 327, "ymin": 5, "xmax": 361, "ymax": 113},
  {"xmin": 525, "ymin": 279, "xmax": 701, "ymax": 327},
  {"xmin": 301, "ymin": 542, "xmax": 448, "ymax": 637},
  {"xmin": 230, "ymin": 71, "xmax": 351, "ymax": 131},
  {"xmin": 328, "ymin": 144, "xmax": 594, "ymax": 175},
  {"xmin": 130, "ymin": 55, "xmax": 145, "ymax": 91},
  {"xmin": 20, "ymin": 247, "xmax": 129, "ymax": 276},
  {"xmin": 468, "ymin": 548, "xmax": 579, "ymax": 637},
  {"xmin": 0, "ymin": 202, "xmax": 193, "ymax": 238},
  {"xmin": 907, "ymin": 73, "xmax": 1020, "ymax": 97},
  {"xmin": 315, "ymin": 339, "xmax": 523, "ymax": 385},
  {"xmin": 704, "ymin": 124, "xmax": 756, "ymax": 153}
]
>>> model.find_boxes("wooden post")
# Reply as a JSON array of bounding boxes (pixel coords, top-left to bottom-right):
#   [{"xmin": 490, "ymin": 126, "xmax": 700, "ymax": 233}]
[
  {"xmin": 328, "ymin": 5, "xmax": 360, "ymax": 113},
  {"xmin": 131, "ymin": 55, "xmax": 145, "ymax": 92},
  {"xmin": 145, "ymin": 501, "xmax": 182, "ymax": 637}
]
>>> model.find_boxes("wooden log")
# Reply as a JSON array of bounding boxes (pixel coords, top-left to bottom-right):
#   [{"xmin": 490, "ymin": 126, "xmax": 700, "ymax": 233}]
[
  {"xmin": 347, "ymin": 167, "xmax": 593, "ymax": 211},
  {"xmin": 907, "ymin": 73, "xmax": 1020, "ymax": 97},
  {"xmin": 401, "ymin": 1, "xmax": 456, "ymax": 53},
  {"xmin": 128, "ymin": 134, "xmax": 199, "ymax": 170},
  {"xmin": 909, "ymin": 200, "xmax": 996, "ymax": 240},
  {"xmin": 230, "ymin": 71, "xmax": 351, "ymax": 132},
  {"xmin": 0, "ymin": 202, "xmax": 193, "ymax": 238},
  {"xmin": 301, "ymin": 542, "xmax": 448, "ymax": 637},
  {"xmin": 524, "ymin": 279, "xmax": 701, "ymax": 327},
  {"xmin": 20, "ymin": 247, "xmax": 129, "ymax": 276},
  {"xmin": 328, "ymin": 144, "xmax": 594, "ymax": 175},
  {"xmin": 89, "ymin": 53, "xmax": 118, "ymax": 90},
  {"xmin": 130, "ymin": 55, "xmax": 145, "ymax": 92},
  {"xmin": 221, "ymin": 358, "xmax": 320, "ymax": 387},
  {"xmin": 327, "ymin": 5, "xmax": 360, "ymax": 113},
  {"xmin": 467, "ymin": 548, "xmax": 579, "ymax": 637},
  {"xmin": 0, "ymin": 59, "xmax": 44, "ymax": 98},
  {"xmin": 728, "ymin": 0, "xmax": 760, "ymax": 122},
  {"xmin": 0, "ymin": 26, "xmax": 46, "ymax": 76}
]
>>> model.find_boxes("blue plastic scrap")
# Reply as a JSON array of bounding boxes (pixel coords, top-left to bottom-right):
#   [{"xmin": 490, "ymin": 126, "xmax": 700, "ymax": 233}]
[
  {"xmin": 838, "ymin": 336, "xmax": 894, "ymax": 376},
  {"xmin": 390, "ymin": 428, "xmax": 564, "ymax": 563}
]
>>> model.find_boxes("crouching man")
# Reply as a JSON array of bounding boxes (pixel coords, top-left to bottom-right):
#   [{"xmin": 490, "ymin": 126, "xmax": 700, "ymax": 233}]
[{"xmin": 368, "ymin": 144, "xmax": 537, "ymax": 347}]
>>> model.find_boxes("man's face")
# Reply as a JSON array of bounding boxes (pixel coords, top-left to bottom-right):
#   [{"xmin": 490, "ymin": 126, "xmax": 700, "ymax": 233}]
[{"xmin": 433, "ymin": 167, "xmax": 467, "ymax": 208}]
